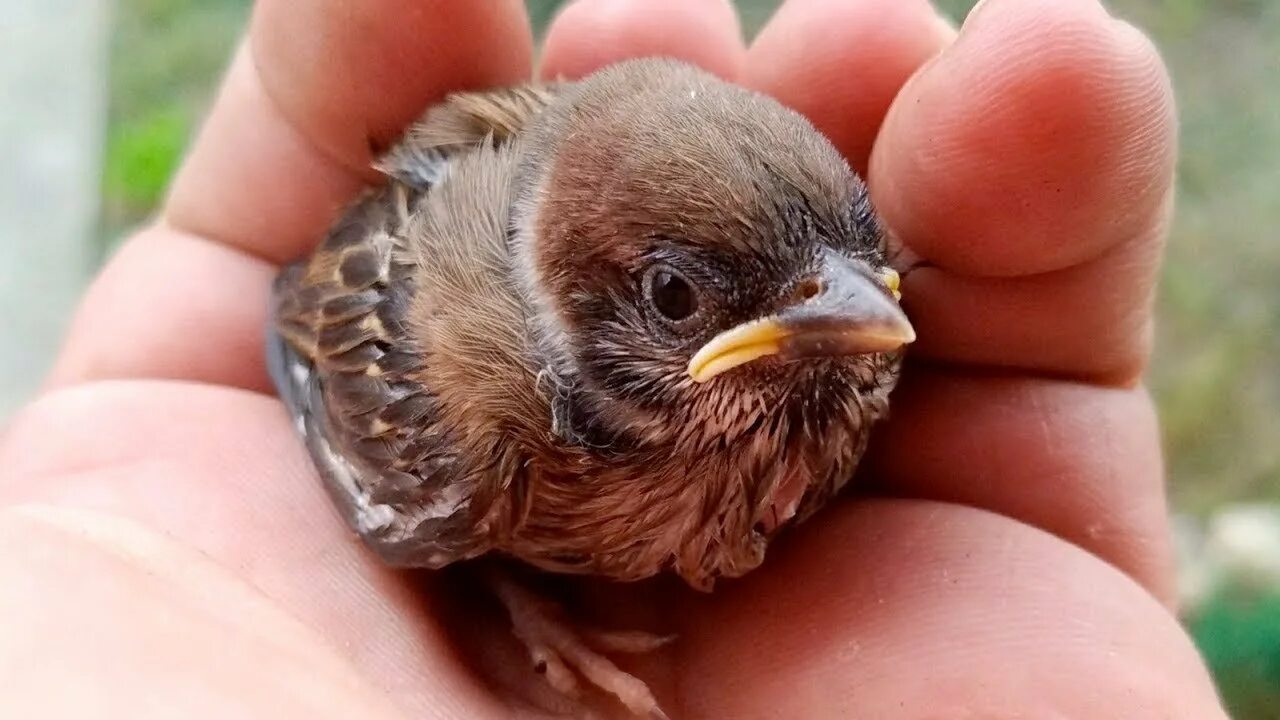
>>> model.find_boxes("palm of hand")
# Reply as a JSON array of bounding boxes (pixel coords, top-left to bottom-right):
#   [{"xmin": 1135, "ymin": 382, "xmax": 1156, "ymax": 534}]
[{"xmin": 0, "ymin": 1, "xmax": 1226, "ymax": 718}]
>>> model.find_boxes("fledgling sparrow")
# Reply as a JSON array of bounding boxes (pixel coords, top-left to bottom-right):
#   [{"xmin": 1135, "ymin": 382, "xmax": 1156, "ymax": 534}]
[{"xmin": 269, "ymin": 58, "xmax": 914, "ymax": 718}]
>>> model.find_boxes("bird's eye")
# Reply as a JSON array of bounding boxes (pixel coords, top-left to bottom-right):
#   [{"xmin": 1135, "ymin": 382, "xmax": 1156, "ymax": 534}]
[{"xmin": 645, "ymin": 266, "xmax": 699, "ymax": 322}]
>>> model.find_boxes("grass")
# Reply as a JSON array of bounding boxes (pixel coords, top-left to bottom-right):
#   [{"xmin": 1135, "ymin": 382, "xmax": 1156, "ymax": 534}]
[
  {"xmin": 98, "ymin": 0, "xmax": 250, "ymax": 253},
  {"xmin": 98, "ymin": 2, "xmax": 1278, "ymax": 714}
]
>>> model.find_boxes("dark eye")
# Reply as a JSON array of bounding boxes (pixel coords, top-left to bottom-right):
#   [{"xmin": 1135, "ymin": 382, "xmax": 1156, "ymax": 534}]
[{"xmin": 645, "ymin": 266, "xmax": 699, "ymax": 322}]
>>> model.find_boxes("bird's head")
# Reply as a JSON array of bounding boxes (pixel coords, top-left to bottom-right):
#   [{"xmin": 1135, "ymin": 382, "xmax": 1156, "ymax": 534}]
[{"xmin": 512, "ymin": 59, "xmax": 914, "ymax": 455}]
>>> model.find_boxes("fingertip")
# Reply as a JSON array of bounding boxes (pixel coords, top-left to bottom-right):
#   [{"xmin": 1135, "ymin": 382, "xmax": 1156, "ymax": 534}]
[
  {"xmin": 251, "ymin": 0, "xmax": 534, "ymax": 172},
  {"xmin": 870, "ymin": 0, "xmax": 1177, "ymax": 276},
  {"xmin": 538, "ymin": 0, "xmax": 746, "ymax": 82},
  {"xmin": 745, "ymin": 0, "xmax": 953, "ymax": 173},
  {"xmin": 170, "ymin": 0, "xmax": 535, "ymax": 264}
]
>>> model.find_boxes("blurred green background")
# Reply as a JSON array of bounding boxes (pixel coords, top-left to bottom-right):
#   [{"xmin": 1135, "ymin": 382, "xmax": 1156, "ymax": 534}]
[{"xmin": 96, "ymin": 0, "xmax": 1279, "ymax": 716}]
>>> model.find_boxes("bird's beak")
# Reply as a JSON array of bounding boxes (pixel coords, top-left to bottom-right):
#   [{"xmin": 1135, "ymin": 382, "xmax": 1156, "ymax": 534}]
[{"xmin": 687, "ymin": 256, "xmax": 914, "ymax": 383}]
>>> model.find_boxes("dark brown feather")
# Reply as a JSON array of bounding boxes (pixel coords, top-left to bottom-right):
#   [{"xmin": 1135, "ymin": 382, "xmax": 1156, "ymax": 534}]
[{"xmin": 269, "ymin": 85, "xmax": 559, "ymax": 567}]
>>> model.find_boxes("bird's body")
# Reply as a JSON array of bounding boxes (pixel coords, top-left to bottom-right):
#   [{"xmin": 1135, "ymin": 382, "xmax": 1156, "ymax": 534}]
[{"xmin": 269, "ymin": 58, "xmax": 912, "ymax": 716}]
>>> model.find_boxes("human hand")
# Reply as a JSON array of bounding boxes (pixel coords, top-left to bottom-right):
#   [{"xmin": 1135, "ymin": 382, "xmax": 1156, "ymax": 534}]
[{"xmin": 0, "ymin": 1, "xmax": 1227, "ymax": 717}]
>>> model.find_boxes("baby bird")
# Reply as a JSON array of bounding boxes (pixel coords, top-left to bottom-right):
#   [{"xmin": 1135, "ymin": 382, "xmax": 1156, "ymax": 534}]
[{"xmin": 268, "ymin": 58, "xmax": 914, "ymax": 717}]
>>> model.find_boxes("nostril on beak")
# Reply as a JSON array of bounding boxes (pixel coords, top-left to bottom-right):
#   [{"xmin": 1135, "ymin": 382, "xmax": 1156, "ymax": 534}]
[{"xmin": 795, "ymin": 277, "xmax": 823, "ymax": 302}]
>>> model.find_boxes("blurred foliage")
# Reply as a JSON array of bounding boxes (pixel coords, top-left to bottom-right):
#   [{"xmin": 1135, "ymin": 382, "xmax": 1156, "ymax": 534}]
[
  {"xmin": 1134, "ymin": 0, "xmax": 1280, "ymax": 513},
  {"xmin": 101, "ymin": 0, "xmax": 1278, "ymax": 715},
  {"xmin": 1193, "ymin": 590, "xmax": 1280, "ymax": 719},
  {"xmin": 102, "ymin": 106, "xmax": 187, "ymax": 209},
  {"xmin": 99, "ymin": 0, "xmax": 250, "ymax": 250}
]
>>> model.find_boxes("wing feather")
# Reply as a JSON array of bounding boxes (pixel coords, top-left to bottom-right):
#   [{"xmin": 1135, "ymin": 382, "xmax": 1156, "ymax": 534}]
[{"xmin": 267, "ymin": 84, "xmax": 559, "ymax": 567}]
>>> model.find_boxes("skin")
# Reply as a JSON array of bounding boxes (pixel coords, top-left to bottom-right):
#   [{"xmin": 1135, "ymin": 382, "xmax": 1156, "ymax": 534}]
[{"xmin": 0, "ymin": 0, "xmax": 1226, "ymax": 718}]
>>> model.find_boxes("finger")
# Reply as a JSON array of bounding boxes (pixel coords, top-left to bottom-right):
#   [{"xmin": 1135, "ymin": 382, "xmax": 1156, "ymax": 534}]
[
  {"xmin": 47, "ymin": 224, "xmax": 275, "ymax": 392},
  {"xmin": 866, "ymin": 369, "xmax": 1176, "ymax": 603},
  {"xmin": 676, "ymin": 501, "xmax": 1226, "ymax": 719},
  {"xmin": 0, "ymin": 383, "xmax": 511, "ymax": 718},
  {"xmin": 53, "ymin": 2, "xmax": 533, "ymax": 389},
  {"xmin": 538, "ymin": 0, "xmax": 746, "ymax": 82},
  {"xmin": 744, "ymin": 0, "xmax": 954, "ymax": 173},
  {"xmin": 869, "ymin": 0, "xmax": 1176, "ymax": 378},
  {"xmin": 0, "ymin": 506, "xmax": 411, "ymax": 720},
  {"xmin": 898, "ymin": 224, "xmax": 1163, "ymax": 380},
  {"xmin": 169, "ymin": 1, "xmax": 532, "ymax": 263},
  {"xmin": 873, "ymin": 0, "xmax": 1175, "ymax": 275}
]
